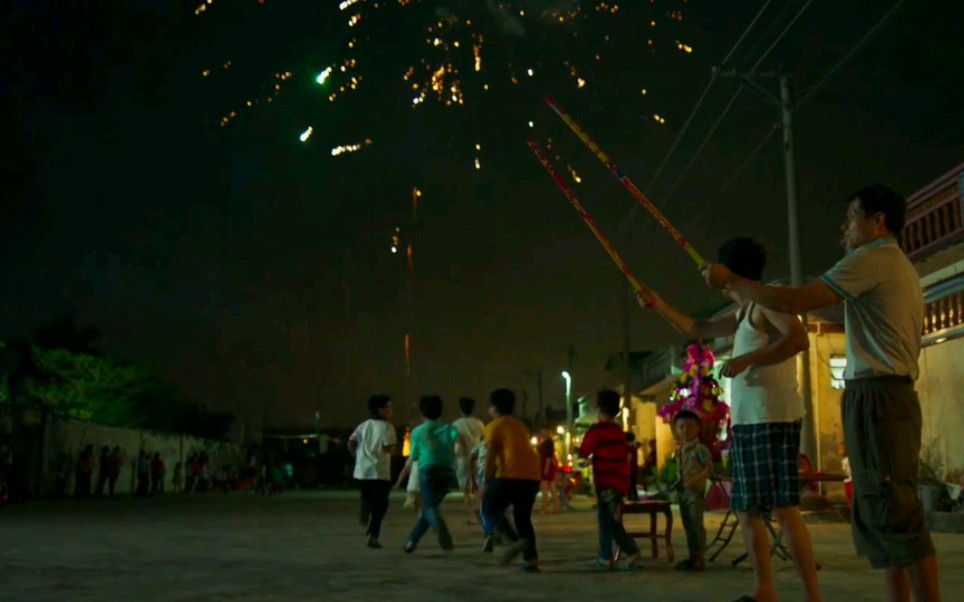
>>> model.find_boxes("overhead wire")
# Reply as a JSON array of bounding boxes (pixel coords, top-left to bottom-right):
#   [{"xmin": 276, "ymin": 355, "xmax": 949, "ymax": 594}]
[
  {"xmin": 611, "ymin": 0, "xmax": 774, "ymax": 239},
  {"xmin": 641, "ymin": 0, "xmax": 774, "ymax": 195},
  {"xmin": 711, "ymin": 0, "xmax": 907, "ymax": 202},
  {"xmin": 657, "ymin": 0, "xmax": 815, "ymax": 205}
]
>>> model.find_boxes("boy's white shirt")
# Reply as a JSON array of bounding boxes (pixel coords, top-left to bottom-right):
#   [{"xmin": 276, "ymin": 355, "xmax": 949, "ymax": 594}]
[
  {"xmin": 350, "ymin": 419, "xmax": 396, "ymax": 480},
  {"xmin": 452, "ymin": 416, "xmax": 485, "ymax": 454}
]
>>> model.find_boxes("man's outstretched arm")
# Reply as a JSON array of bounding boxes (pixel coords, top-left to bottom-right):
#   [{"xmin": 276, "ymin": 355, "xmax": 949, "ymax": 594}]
[{"xmin": 702, "ymin": 264, "xmax": 843, "ymax": 315}]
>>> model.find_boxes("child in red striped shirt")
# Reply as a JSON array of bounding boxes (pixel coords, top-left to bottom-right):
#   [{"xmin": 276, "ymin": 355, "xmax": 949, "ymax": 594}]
[{"xmin": 578, "ymin": 389, "xmax": 642, "ymax": 571}]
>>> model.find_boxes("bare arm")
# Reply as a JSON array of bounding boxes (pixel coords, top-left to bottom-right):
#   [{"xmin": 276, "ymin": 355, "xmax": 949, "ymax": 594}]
[
  {"xmin": 394, "ymin": 456, "xmax": 414, "ymax": 489},
  {"xmin": 703, "ymin": 264, "xmax": 842, "ymax": 315},
  {"xmin": 684, "ymin": 461, "xmax": 713, "ymax": 489},
  {"xmin": 484, "ymin": 435, "xmax": 499, "ymax": 482},
  {"xmin": 347, "ymin": 438, "xmax": 358, "ymax": 455},
  {"xmin": 456, "ymin": 434, "xmax": 471, "ymax": 465},
  {"xmin": 645, "ymin": 291, "xmax": 738, "ymax": 340},
  {"xmin": 722, "ymin": 305, "xmax": 810, "ymax": 377}
]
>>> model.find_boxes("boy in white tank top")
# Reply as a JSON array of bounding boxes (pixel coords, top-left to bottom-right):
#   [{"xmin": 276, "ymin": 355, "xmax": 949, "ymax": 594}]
[{"xmin": 643, "ymin": 237, "xmax": 823, "ymax": 602}]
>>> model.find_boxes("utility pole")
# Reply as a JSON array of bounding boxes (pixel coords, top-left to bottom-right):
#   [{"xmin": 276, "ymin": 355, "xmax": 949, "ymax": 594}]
[
  {"xmin": 622, "ymin": 279, "xmax": 633, "ymax": 430},
  {"xmin": 715, "ymin": 68, "xmax": 818, "ymax": 466},
  {"xmin": 565, "ymin": 343, "xmax": 574, "ymax": 458},
  {"xmin": 536, "ymin": 370, "xmax": 544, "ymax": 428},
  {"xmin": 404, "ymin": 187, "xmax": 422, "ymax": 427}
]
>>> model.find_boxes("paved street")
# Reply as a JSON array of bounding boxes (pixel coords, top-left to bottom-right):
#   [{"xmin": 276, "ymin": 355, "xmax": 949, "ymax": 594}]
[{"xmin": 1, "ymin": 491, "xmax": 961, "ymax": 601}]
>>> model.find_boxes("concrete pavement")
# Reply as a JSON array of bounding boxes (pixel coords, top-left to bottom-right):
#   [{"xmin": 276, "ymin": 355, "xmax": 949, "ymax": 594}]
[{"xmin": 0, "ymin": 491, "xmax": 961, "ymax": 601}]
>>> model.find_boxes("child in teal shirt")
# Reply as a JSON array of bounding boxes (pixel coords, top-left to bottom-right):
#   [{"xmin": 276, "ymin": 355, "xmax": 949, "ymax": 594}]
[{"xmin": 395, "ymin": 395, "xmax": 467, "ymax": 553}]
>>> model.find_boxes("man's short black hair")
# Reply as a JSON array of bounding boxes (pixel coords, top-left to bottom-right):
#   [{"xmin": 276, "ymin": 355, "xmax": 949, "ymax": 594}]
[
  {"xmin": 848, "ymin": 183, "xmax": 907, "ymax": 235},
  {"xmin": 673, "ymin": 409, "xmax": 700, "ymax": 427},
  {"xmin": 489, "ymin": 388, "xmax": 515, "ymax": 416},
  {"xmin": 717, "ymin": 237, "xmax": 766, "ymax": 281},
  {"xmin": 597, "ymin": 389, "xmax": 621, "ymax": 418},
  {"xmin": 419, "ymin": 395, "xmax": 443, "ymax": 420},
  {"xmin": 458, "ymin": 397, "xmax": 476, "ymax": 416},
  {"xmin": 626, "ymin": 431, "xmax": 636, "ymax": 443},
  {"xmin": 368, "ymin": 394, "xmax": 391, "ymax": 418}
]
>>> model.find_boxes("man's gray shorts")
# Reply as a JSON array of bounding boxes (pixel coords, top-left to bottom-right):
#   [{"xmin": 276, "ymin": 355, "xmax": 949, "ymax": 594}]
[{"xmin": 844, "ymin": 376, "xmax": 935, "ymax": 569}]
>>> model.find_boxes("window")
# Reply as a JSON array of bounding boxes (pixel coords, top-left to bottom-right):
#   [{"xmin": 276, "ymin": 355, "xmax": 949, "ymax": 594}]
[{"xmin": 829, "ymin": 356, "xmax": 847, "ymax": 390}]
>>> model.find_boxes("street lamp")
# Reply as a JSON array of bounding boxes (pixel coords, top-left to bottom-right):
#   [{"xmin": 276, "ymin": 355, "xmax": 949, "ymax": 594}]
[{"xmin": 561, "ymin": 371, "xmax": 572, "ymax": 460}]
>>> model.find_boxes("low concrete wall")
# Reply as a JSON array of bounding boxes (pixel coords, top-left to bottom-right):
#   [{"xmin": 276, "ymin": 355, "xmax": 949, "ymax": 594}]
[{"xmin": 2, "ymin": 408, "xmax": 244, "ymax": 496}]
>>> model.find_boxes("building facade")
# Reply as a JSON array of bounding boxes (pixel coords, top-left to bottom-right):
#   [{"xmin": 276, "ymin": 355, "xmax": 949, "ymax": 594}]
[{"xmin": 610, "ymin": 161, "xmax": 964, "ymax": 493}]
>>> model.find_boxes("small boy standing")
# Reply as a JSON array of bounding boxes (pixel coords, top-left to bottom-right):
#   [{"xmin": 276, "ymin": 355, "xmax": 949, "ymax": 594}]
[
  {"xmin": 578, "ymin": 389, "xmax": 642, "ymax": 571},
  {"xmin": 395, "ymin": 395, "xmax": 465, "ymax": 553},
  {"xmin": 348, "ymin": 395, "xmax": 397, "ymax": 549},
  {"xmin": 672, "ymin": 410, "xmax": 712, "ymax": 571}
]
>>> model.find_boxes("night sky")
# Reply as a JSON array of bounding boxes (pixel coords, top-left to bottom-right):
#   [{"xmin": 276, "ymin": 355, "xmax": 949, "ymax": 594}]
[{"xmin": 2, "ymin": 1, "xmax": 962, "ymax": 431}]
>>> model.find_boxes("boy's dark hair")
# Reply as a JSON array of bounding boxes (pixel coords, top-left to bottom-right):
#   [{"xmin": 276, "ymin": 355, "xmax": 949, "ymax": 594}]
[
  {"xmin": 419, "ymin": 395, "xmax": 444, "ymax": 420},
  {"xmin": 626, "ymin": 432, "xmax": 636, "ymax": 443},
  {"xmin": 717, "ymin": 237, "xmax": 766, "ymax": 281},
  {"xmin": 673, "ymin": 409, "xmax": 701, "ymax": 427},
  {"xmin": 458, "ymin": 396, "xmax": 476, "ymax": 416},
  {"xmin": 847, "ymin": 183, "xmax": 907, "ymax": 235},
  {"xmin": 597, "ymin": 389, "xmax": 621, "ymax": 418},
  {"xmin": 367, "ymin": 394, "xmax": 392, "ymax": 418},
  {"xmin": 489, "ymin": 388, "xmax": 515, "ymax": 416}
]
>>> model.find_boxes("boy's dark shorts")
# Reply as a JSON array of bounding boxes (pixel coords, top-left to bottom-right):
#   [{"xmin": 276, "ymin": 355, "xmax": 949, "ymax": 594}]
[
  {"xmin": 844, "ymin": 376, "xmax": 935, "ymax": 569},
  {"xmin": 730, "ymin": 420, "xmax": 802, "ymax": 512}
]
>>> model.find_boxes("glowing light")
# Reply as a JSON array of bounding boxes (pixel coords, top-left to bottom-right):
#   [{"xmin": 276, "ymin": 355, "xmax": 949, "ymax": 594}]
[
  {"xmin": 568, "ymin": 165, "xmax": 582, "ymax": 183},
  {"xmin": 475, "ymin": 144, "xmax": 481, "ymax": 150},
  {"xmin": 474, "ymin": 158, "xmax": 481, "ymax": 170},
  {"xmin": 331, "ymin": 138, "xmax": 373, "ymax": 156},
  {"xmin": 199, "ymin": 0, "xmax": 694, "ymax": 139},
  {"xmin": 556, "ymin": 426, "xmax": 565, "ymax": 435},
  {"xmin": 391, "ymin": 246, "xmax": 397, "ymax": 254},
  {"xmin": 530, "ymin": 437, "xmax": 538, "ymax": 445},
  {"xmin": 299, "ymin": 127, "xmax": 314, "ymax": 142}
]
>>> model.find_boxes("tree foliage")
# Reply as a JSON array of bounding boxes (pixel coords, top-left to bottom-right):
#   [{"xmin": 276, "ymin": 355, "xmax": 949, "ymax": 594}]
[{"xmin": 1, "ymin": 317, "xmax": 232, "ymax": 438}]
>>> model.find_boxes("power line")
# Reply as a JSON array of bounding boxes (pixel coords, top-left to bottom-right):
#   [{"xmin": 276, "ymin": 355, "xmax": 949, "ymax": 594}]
[
  {"xmin": 750, "ymin": 0, "xmax": 814, "ymax": 72},
  {"xmin": 656, "ymin": 0, "xmax": 814, "ymax": 204},
  {"xmin": 734, "ymin": 0, "xmax": 798, "ymax": 70},
  {"xmin": 796, "ymin": 0, "xmax": 906, "ymax": 107},
  {"xmin": 642, "ymin": 0, "xmax": 773, "ymax": 193},
  {"xmin": 612, "ymin": 1, "xmax": 773, "ymax": 239},
  {"xmin": 660, "ymin": 86, "xmax": 745, "ymax": 203},
  {"xmin": 712, "ymin": 0, "xmax": 907, "ymax": 202}
]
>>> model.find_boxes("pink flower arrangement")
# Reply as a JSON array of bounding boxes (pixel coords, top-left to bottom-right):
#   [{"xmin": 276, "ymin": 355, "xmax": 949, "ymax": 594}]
[{"xmin": 658, "ymin": 343, "xmax": 731, "ymax": 458}]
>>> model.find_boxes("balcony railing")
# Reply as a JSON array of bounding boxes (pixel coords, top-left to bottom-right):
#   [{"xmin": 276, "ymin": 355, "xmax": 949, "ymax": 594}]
[
  {"xmin": 922, "ymin": 271, "xmax": 964, "ymax": 343},
  {"xmin": 900, "ymin": 162, "xmax": 964, "ymax": 261}
]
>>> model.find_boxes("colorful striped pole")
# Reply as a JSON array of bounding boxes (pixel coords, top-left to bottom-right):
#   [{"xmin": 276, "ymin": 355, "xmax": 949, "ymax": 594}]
[
  {"xmin": 527, "ymin": 138, "xmax": 654, "ymax": 306},
  {"xmin": 544, "ymin": 95, "xmax": 706, "ymax": 266}
]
